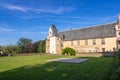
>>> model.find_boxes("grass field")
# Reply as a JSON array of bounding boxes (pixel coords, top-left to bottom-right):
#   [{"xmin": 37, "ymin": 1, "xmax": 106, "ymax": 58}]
[{"xmin": 0, "ymin": 55, "xmax": 116, "ymax": 80}]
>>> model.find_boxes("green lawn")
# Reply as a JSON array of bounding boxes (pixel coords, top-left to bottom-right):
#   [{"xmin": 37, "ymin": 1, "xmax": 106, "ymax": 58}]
[{"xmin": 0, "ymin": 55, "xmax": 116, "ymax": 80}]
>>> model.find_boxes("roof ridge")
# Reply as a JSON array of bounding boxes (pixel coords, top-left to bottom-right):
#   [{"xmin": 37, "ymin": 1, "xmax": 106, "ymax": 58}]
[{"xmin": 59, "ymin": 22, "xmax": 117, "ymax": 33}]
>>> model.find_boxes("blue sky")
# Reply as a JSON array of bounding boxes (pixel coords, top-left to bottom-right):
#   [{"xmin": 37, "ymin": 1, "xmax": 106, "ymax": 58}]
[{"xmin": 0, "ymin": 0, "xmax": 120, "ymax": 46}]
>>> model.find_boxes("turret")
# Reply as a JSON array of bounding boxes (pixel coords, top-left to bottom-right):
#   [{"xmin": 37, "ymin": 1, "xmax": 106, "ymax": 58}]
[
  {"xmin": 46, "ymin": 24, "xmax": 59, "ymax": 54},
  {"xmin": 48, "ymin": 24, "xmax": 58, "ymax": 37},
  {"xmin": 119, "ymin": 14, "xmax": 120, "ymax": 24}
]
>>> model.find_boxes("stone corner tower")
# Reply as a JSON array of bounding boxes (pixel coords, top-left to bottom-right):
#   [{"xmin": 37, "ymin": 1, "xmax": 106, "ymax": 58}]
[
  {"xmin": 46, "ymin": 24, "xmax": 59, "ymax": 54},
  {"xmin": 115, "ymin": 14, "xmax": 120, "ymax": 49}
]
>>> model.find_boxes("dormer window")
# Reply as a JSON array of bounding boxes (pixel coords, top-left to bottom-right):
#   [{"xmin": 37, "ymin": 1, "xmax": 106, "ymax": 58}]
[
  {"xmin": 49, "ymin": 31, "xmax": 51, "ymax": 34},
  {"xmin": 62, "ymin": 35, "xmax": 65, "ymax": 40}
]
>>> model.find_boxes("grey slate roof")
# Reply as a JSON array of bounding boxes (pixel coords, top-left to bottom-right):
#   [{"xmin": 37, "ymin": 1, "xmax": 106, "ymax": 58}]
[{"xmin": 58, "ymin": 23, "xmax": 117, "ymax": 41}]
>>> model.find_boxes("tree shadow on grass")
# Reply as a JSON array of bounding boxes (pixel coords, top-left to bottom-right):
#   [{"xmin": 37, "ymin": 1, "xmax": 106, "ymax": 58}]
[
  {"xmin": 0, "ymin": 57, "xmax": 115, "ymax": 80},
  {"xmin": 0, "ymin": 61, "xmax": 84, "ymax": 80}
]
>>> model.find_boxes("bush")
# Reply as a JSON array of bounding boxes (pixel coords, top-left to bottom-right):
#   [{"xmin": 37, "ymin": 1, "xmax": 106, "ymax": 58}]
[
  {"xmin": 111, "ymin": 67, "xmax": 120, "ymax": 80},
  {"xmin": 111, "ymin": 49, "xmax": 120, "ymax": 80},
  {"xmin": 117, "ymin": 49, "xmax": 120, "ymax": 62},
  {"xmin": 62, "ymin": 47, "xmax": 76, "ymax": 56}
]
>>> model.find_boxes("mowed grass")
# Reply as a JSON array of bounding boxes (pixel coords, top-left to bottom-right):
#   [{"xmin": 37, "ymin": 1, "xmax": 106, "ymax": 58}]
[{"xmin": 0, "ymin": 55, "xmax": 116, "ymax": 80}]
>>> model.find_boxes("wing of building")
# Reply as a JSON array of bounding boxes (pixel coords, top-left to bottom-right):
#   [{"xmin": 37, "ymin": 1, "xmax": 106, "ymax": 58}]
[{"xmin": 46, "ymin": 15, "xmax": 120, "ymax": 54}]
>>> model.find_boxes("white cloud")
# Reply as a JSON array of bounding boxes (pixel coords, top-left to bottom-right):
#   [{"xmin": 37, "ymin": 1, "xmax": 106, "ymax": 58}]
[
  {"xmin": 0, "ymin": 24, "xmax": 14, "ymax": 32},
  {"xmin": 46, "ymin": 15, "xmax": 117, "ymax": 25},
  {"xmin": 2, "ymin": 4, "xmax": 74, "ymax": 14},
  {"xmin": 0, "ymin": 31, "xmax": 47, "ymax": 36},
  {"xmin": 32, "ymin": 7, "xmax": 74, "ymax": 14},
  {"xmin": 3, "ymin": 5, "xmax": 27, "ymax": 12},
  {"xmin": 0, "ymin": 27, "xmax": 14, "ymax": 32}
]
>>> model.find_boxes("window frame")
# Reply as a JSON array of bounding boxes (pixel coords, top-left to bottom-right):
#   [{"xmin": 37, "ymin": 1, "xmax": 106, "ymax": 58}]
[
  {"xmin": 101, "ymin": 38, "xmax": 105, "ymax": 45},
  {"xmin": 93, "ymin": 39, "xmax": 96, "ymax": 45},
  {"xmin": 85, "ymin": 39, "xmax": 88, "ymax": 45},
  {"xmin": 77, "ymin": 40, "xmax": 80, "ymax": 46},
  {"xmin": 71, "ymin": 40, "xmax": 73, "ymax": 46}
]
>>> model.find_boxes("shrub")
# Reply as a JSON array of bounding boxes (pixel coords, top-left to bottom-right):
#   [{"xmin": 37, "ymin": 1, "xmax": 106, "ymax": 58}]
[
  {"xmin": 111, "ymin": 67, "xmax": 120, "ymax": 80},
  {"xmin": 62, "ymin": 47, "xmax": 76, "ymax": 56},
  {"xmin": 118, "ymin": 49, "xmax": 120, "ymax": 56},
  {"xmin": 111, "ymin": 49, "xmax": 120, "ymax": 80},
  {"xmin": 116, "ymin": 49, "xmax": 120, "ymax": 66}
]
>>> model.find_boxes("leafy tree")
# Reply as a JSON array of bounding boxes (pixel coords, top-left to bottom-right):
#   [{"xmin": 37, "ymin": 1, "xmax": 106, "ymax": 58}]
[
  {"xmin": 111, "ymin": 49, "xmax": 120, "ymax": 80},
  {"xmin": 37, "ymin": 40, "xmax": 45, "ymax": 53},
  {"xmin": 17, "ymin": 38, "xmax": 32, "ymax": 53},
  {"xmin": 2, "ymin": 45, "xmax": 17, "ymax": 54},
  {"xmin": 0, "ymin": 46, "xmax": 2, "ymax": 51},
  {"xmin": 24, "ymin": 42, "xmax": 34, "ymax": 53},
  {"xmin": 33, "ymin": 41, "xmax": 40, "ymax": 53}
]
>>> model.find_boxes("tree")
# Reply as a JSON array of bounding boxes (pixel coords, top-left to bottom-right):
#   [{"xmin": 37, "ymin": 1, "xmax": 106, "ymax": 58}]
[
  {"xmin": 33, "ymin": 41, "xmax": 40, "ymax": 53},
  {"xmin": 17, "ymin": 38, "xmax": 32, "ymax": 53},
  {"xmin": 2, "ymin": 45, "xmax": 17, "ymax": 54},
  {"xmin": 0, "ymin": 46, "xmax": 2, "ymax": 51},
  {"xmin": 37, "ymin": 40, "xmax": 45, "ymax": 53},
  {"xmin": 24, "ymin": 42, "xmax": 34, "ymax": 53}
]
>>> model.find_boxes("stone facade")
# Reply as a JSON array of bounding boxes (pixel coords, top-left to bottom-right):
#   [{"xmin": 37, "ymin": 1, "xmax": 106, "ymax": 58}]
[{"xmin": 46, "ymin": 15, "xmax": 120, "ymax": 54}]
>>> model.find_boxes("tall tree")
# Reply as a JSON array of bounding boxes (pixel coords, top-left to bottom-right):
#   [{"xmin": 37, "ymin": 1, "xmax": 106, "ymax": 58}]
[
  {"xmin": 17, "ymin": 38, "xmax": 32, "ymax": 53},
  {"xmin": 33, "ymin": 41, "xmax": 40, "ymax": 53},
  {"xmin": 2, "ymin": 45, "xmax": 17, "ymax": 54},
  {"xmin": 24, "ymin": 42, "xmax": 34, "ymax": 53},
  {"xmin": 37, "ymin": 40, "xmax": 45, "ymax": 53}
]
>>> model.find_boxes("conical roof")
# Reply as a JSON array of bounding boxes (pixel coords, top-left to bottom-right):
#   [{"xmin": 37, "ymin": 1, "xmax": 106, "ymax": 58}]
[{"xmin": 48, "ymin": 24, "xmax": 58, "ymax": 36}]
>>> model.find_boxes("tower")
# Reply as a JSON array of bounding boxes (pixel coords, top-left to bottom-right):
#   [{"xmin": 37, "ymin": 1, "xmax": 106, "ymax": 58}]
[
  {"xmin": 119, "ymin": 14, "xmax": 120, "ymax": 24},
  {"xmin": 46, "ymin": 24, "xmax": 58, "ymax": 54},
  {"xmin": 115, "ymin": 14, "xmax": 120, "ymax": 49}
]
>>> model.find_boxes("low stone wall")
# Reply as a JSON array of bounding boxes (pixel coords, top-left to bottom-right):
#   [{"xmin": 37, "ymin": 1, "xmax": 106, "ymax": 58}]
[{"xmin": 76, "ymin": 52, "xmax": 116, "ymax": 57}]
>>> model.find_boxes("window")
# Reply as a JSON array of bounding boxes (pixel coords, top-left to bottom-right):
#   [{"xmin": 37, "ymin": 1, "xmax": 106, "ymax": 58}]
[
  {"xmin": 71, "ymin": 41, "xmax": 73, "ymax": 46},
  {"xmin": 93, "ymin": 39, "xmax": 96, "ymax": 45},
  {"xmin": 113, "ymin": 48, "xmax": 116, "ymax": 52},
  {"xmin": 61, "ymin": 44, "xmax": 63, "ymax": 47},
  {"xmin": 85, "ymin": 39, "xmax": 88, "ymax": 45},
  {"xmin": 101, "ymin": 38, "xmax": 105, "ymax": 45},
  {"xmin": 118, "ymin": 32, "xmax": 120, "ymax": 36},
  {"xmin": 77, "ymin": 40, "xmax": 80, "ymax": 46},
  {"xmin": 102, "ymin": 48, "xmax": 105, "ymax": 52},
  {"xmin": 118, "ymin": 26, "xmax": 120, "ymax": 29},
  {"xmin": 62, "ymin": 35, "xmax": 65, "ymax": 40},
  {"xmin": 60, "ymin": 41, "xmax": 63, "ymax": 47}
]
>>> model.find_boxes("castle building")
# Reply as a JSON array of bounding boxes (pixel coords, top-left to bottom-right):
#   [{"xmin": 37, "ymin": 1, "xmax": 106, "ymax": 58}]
[{"xmin": 46, "ymin": 15, "xmax": 120, "ymax": 54}]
